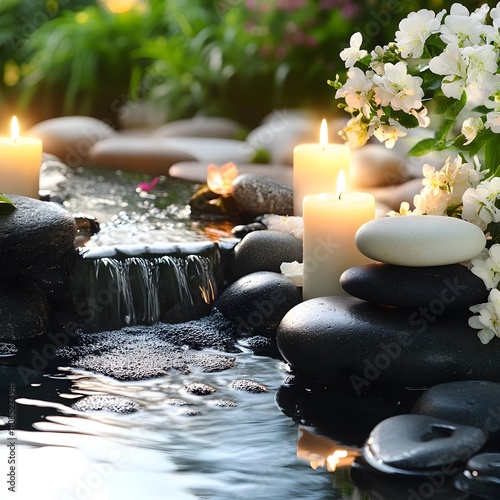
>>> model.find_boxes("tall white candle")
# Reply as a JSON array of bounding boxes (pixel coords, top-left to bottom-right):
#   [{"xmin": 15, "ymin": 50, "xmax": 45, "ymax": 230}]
[
  {"xmin": 293, "ymin": 119, "xmax": 350, "ymax": 216},
  {"xmin": 302, "ymin": 171, "xmax": 375, "ymax": 300},
  {"xmin": 0, "ymin": 117, "xmax": 42, "ymax": 199}
]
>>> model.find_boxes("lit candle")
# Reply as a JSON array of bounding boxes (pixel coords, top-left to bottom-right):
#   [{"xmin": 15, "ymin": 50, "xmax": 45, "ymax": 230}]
[
  {"xmin": 302, "ymin": 171, "xmax": 375, "ymax": 300},
  {"xmin": 0, "ymin": 117, "xmax": 43, "ymax": 199},
  {"xmin": 293, "ymin": 119, "xmax": 350, "ymax": 216}
]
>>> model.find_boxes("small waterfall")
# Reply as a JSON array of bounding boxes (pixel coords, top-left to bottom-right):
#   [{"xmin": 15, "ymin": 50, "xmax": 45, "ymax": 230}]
[{"xmin": 64, "ymin": 243, "xmax": 223, "ymax": 333}]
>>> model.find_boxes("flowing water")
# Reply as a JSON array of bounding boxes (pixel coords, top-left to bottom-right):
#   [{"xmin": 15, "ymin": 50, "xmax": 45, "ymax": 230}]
[{"xmin": 0, "ymin": 164, "xmax": 376, "ymax": 499}]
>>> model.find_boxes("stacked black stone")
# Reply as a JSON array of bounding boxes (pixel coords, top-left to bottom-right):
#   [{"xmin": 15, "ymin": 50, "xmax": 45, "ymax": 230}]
[
  {"xmin": 0, "ymin": 195, "xmax": 76, "ymax": 340},
  {"xmin": 340, "ymin": 261, "xmax": 488, "ymax": 314}
]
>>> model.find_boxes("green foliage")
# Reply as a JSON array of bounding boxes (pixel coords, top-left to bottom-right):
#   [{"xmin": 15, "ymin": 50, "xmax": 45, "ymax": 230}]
[
  {"xmin": 0, "ymin": 0, "xmax": 490, "ymax": 127},
  {"xmin": 0, "ymin": 193, "xmax": 16, "ymax": 214}
]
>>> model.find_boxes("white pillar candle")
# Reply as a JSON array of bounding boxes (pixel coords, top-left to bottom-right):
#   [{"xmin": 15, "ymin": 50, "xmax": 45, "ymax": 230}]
[
  {"xmin": 303, "ymin": 172, "xmax": 375, "ymax": 300},
  {"xmin": 293, "ymin": 119, "xmax": 350, "ymax": 216},
  {"xmin": 0, "ymin": 117, "xmax": 42, "ymax": 199}
]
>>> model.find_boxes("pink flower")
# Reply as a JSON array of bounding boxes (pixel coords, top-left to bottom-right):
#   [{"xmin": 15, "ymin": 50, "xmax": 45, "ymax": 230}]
[{"xmin": 137, "ymin": 176, "xmax": 160, "ymax": 193}]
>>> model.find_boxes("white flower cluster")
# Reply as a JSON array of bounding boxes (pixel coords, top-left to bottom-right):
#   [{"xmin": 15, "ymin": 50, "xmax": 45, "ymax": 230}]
[
  {"xmin": 389, "ymin": 153, "xmax": 500, "ymax": 343},
  {"xmin": 334, "ymin": 4, "xmax": 500, "ymax": 149},
  {"xmin": 388, "ymin": 152, "xmax": 500, "ymax": 343},
  {"xmin": 389, "ymin": 156, "xmax": 482, "ymax": 217}
]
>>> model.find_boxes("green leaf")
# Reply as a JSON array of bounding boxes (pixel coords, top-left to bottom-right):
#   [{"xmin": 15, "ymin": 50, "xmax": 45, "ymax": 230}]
[
  {"xmin": 433, "ymin": 91, "xmax": 466, "ymax": 120},
  {"xmin": 485, "ymin": 138, "xmax": 500, "ymax": 176},
  {"xmin": 407, "ymin": 138, "xmax": 441, "ymax": 157},
  {"xmin": 454, "ymin": 129, "xmax": 491, "ymax": 158},
  {"xmin": 396, "ymin": 112, "xmax": 419, "ymax": 129},
  {"xmin": 0, "ymin": 193, "xmax": 15, "ymax": 214}
]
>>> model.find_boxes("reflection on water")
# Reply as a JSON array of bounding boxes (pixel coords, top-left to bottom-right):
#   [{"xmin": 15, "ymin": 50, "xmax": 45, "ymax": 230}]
[
  {"xmin": 0, "ymin": 351, "xmax": 373, "ymax": 500},
  {"xmin": 297, "ymin": 428, "xmax": 360, "ymax": 473}
]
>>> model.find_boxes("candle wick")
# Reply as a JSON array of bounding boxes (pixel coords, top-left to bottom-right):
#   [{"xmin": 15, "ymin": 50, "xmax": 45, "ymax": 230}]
[{"xmin": 338, "ymin": 192, "xmax": 342, "ymax": 200}]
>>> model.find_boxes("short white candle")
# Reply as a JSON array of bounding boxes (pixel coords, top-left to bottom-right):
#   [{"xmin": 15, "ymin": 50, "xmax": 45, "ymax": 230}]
[
  {"xmin": 302, "ymin": 171, "xmax": 375, "ymax": 300},
  {"xmin": 293, "ymin": 119, "xmax": 350, "ymax": 216},
  {"xmin": 0, "ymin": 117, "xmax": 42, "ymax": 199}
]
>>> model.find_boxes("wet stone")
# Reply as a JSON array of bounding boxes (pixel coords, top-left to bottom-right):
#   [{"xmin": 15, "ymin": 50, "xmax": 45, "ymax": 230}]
[
  {"xmin": 364, "ymin": 414, "xmax": 486, "ymax": 472},
  {"xmin": 231, "ymin": 222, "xmax": 266, "ymax": 239},
  {"xmin": 231, "ymin": 230, "xmax": 302, "ymax": 281},
  {"xmin": 54, "ymin": 311, "xmax": 238, "ymax": 381},
  {"xmin": 163, "ymin": 398, "xmax": 190, "ymax": 406},
  {"xmin": 340, "ymin": 262, "xmax": 488, "ymax": 310},
  {"xmin": 230, "ymin": 379, "xmax": 268, "ymax": 393},
  {"xmin": 209, "ymin": 399, "xmax": 238, "ymax": 408},
  {"xmin": 238, "ymin": 336, "xmax": 271, "ymax": 349},
  {"xmin": 27, "ymin": 116, "xmax": 116, "ymax": 165},
  {"xmin": 232, "ymin": 174, "xmax": 293, "ymax": 216},
  {"xmin": 215, "ymin": 271, "xmax": 301, "ymax": 336},
  {"xmin": 183, "ymin": 383, "xmax": 217, "ymax": 396},
  {"xmin": 0, "ymin": 343, "xmax": 18, "ymax": 356},
  {"xmin": 177, "ymin": 408, "xmax": 202, "ymax": 417},
  {"xmin": 0, "ymin": 195, "xmax": 77, "ymax": 276},
  {"xmin": 0, "ymin": 282, "xmax": 49, "ymax": 340},
  {"xmin": 277, "ymin": 295, "xmax": 500, "ymax": 389},
  {"xmin": 183, "ymin": 352, "xmax": 236, "ymax": 373},
  {"xmin": 412, "ymin": 380, "xmax": 500, "ymax": 440},
  {"xmin": 72, "ymin": 395, "xmax": 140, "ymax": 414},
  {"xmin": 455, "ymin": 453, "xmax": 500, "ymax": 497}
]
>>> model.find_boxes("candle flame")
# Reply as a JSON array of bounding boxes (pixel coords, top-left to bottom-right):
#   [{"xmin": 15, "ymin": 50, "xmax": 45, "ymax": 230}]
[
  {"xmin": 11, "ymin": 116, "xmax": 19, "ymax": 143},
  {"xmin": 320, "ymin": 119, "xmax": 328, "ymax": 150},
  {"xmin": 336, "ymin": 170, "xmax": 346, "ymax": 199}
]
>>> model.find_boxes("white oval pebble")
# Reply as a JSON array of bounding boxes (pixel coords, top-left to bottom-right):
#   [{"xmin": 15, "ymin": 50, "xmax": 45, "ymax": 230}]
[{"xmin": 355, "ymin": 215, "xmax": 486, "ymax": 266}]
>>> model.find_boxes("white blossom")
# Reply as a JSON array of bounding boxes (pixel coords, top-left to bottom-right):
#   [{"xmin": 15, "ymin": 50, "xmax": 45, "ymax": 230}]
[
  {"xmin": 387, "ymin": 201, "xmax": 416, "ymax": 216},
  {"xmin": 429, "ymin": 43, "xmax": 467, "ymax": 99},
  {"xmin": 373, "ymin": 62, "xmax": 424, "ymax": 112},
  {"xmin": 461, "ymin": 116, "xmax": 484, "ymax": 145},
  {"xmin": 372, "ymin": 118, "xmax": 407, "ymax": 148},
  {"xmin": 340, "ymin": 114, "xmax": 370, "ymax": 147},
  {"xmin": 335, "ymin": 67, "xmax": 374, "ymax": 117},
  {"xmin": 340, "ymin": 33, "xmax": 368, "ymax": 68},
  {"xmin": 280, "ymin": 261, "xmax": 303, "ymax": 287},
  {"xmin": 462, "ymin": 177, "xmax": 500, "ymax": 230},
  {"xmin": 469, "ymin": 288, "xmax": 500, "ymax": 344},
  {"xmin": 440, "ymin": 6, "xmax": 485, "ymax": 47},
  {"xmin": 262, "ymin": 214, "xmax": 303, "ymax": 240},
  {"xmin": 470, "ymin": 245, "xmax": 500, "ymax": 290},
  {"xmin": 395, "ymin": 9, "xmax": 445, "ymax": 58}
]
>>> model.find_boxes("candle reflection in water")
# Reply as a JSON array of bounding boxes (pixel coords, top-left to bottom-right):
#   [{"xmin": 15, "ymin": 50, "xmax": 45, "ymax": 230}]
[{"xmin": 297, "ymin": 427, "xmax": 360, "ymax": 472}]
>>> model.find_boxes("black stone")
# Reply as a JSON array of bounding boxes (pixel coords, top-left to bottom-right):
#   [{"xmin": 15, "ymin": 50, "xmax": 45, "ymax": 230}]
[
  {"xmin": 0, "ymin": 281, "xmax": 49, "ymax": 340},
  {"xmin": 31, "ymin": 248, "xmax": 78, "ymax": 299},
  {"xmin": 231, "ymin": 230, "xmax": 302, "ymax": 281},
  {"xmin": 0, "ymin": 195, "xmax": 76, "ymax": 276},
  {"xmin": 340, "ymin": 262, "xmax": 488, "ymax": 310},
  {"xmin": 277, "ymin": 296, "xmax": 500, "ymax": 389},
  {"xmin": 454, "ymin": 453, "xmax": 500, "ymax": 497},
  {"xmin": 231, "ymin": 222, "xmax": 266, "ymax": 238},
  {"xmin": 232, "ymin": 173, "xmax": 293, "ymax": 216},
  {"xmin": 215, "ymin": 271, "xmax": 301, "ymax": 336},
  {"xmin": 412, "ymin": 380, "xmax": 500, "ymax": 441},
  {"xmin": 364, "ymin": 414, "xmax": 486, "ymax": 472},
  {"xmin": 351, "ymin": 459, "xmax": 469, "ymax": 499}
]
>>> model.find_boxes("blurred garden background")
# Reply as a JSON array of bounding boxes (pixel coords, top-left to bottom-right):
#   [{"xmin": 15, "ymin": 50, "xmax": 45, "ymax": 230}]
[{"xmin": 0, "ymin": 0, "xmax": 486, "ymax": 132}]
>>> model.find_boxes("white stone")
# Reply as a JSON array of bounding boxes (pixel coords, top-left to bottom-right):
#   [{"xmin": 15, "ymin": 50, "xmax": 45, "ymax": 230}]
[
  {"xmin": 27, "ymin": 116, "xmax": 116, "ymax": 166},
  {"xmin": 355, "ymin": 215, "xmax": 486, "ymax": 266},
  {"xmin": 153, "ymin": 117, "xmax": 245, "ymax": 139}
]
